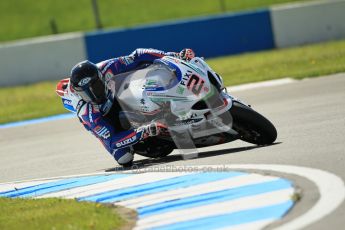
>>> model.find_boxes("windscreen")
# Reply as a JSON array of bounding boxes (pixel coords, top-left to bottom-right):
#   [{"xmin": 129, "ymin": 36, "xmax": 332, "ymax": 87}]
[{"xmin": 145, "ymin": 63, "xmax": 178, "ymax": 90}]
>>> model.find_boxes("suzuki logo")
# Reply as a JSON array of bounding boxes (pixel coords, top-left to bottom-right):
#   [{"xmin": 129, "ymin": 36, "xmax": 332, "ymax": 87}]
[{"xmin": 116, "ymin": 136, "xmax": 137, "ymax": 148}]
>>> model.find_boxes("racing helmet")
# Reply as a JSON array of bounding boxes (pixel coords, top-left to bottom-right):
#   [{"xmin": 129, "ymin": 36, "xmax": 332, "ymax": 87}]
[{"xmin": 70, "ymin": 60, "xmax": 106, "ymax": 104}]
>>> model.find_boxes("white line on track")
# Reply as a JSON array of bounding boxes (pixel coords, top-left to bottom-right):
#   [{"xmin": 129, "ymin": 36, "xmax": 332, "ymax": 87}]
[
  {"xmin": 218, "ymin": 219, "xmax": 275, "ymax": 230},
  {"xmin": 226, "ymin": 78, "xmax": 296, "ymax": 92}
]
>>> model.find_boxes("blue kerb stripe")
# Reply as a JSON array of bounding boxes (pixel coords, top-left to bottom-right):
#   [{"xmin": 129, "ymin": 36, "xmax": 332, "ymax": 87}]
[
  {"xmin": 152, "ymin": 201, "xmax": 293, "ymax": 230},
  {"xmin": 79, "ymin": 172, "xmax": 244, "ymax": 203},
  {"xmin": 0, "ymin": 177, "xmax": 84, "ymax": 197},
  {"xmin": 1, "ymin": 174, "xmax": 130, "ymax": 198},
  {"xmin": 0, "ymin": 113, "xmax": 75, "ymax": 129},
  {"xmin": 139, "ymin": 179, "xmax": 292, "ymax": 217},
  {"xmin": 0, "ymin": 184, "xmax": 41, "ymax": 195}
]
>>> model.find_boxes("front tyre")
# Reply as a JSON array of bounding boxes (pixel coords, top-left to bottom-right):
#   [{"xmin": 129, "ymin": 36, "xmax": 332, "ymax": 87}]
[
  {"xmin": 230, "ymin": 101, "xmax": 277, "ymax": 145},
  {"xmin": 133, "ymin": 137, "xmax": 175, "ymax": 158}
]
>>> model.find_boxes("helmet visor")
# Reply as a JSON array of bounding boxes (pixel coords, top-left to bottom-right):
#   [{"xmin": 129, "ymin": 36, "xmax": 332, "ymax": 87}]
[{"xmin": 73, "ymin": 78, "xmax": 106, "ymax": 104}]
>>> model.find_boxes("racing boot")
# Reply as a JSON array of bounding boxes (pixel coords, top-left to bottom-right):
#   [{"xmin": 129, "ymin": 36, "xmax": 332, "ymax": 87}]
[{"xmin": 112, "ymin": 147, "xmax": 133, "ymax": 167}]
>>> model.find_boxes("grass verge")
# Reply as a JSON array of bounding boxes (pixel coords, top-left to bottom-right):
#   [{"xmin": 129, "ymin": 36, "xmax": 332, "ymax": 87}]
[
  {"xmin": 0, "ymin": 82, "xmax": 66, "ymax": 124},
  {"xmin": 1, "ymin": 39, "xmax": 345, "ymax": 124},
  {"xmin": 0, "ymin": 0, "xmax": 310, "ymax": 42},
  {"xmin": 208, "ymin": 40, "xmax": 345, "ymax": 86},
  {"xmin": 0, "ymin": 197, "xmax": 127, "ymax": 230}
]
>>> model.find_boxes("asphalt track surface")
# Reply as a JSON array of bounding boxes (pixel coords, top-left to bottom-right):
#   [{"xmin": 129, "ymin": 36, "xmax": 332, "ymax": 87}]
[{"xmin": 1, "ymin": 73, "xmax": 344, "ymax": 229}]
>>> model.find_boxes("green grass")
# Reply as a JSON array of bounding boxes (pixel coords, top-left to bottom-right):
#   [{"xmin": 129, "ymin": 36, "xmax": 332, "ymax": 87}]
[
  {"xmin": 0, "ymin": 82, "xmax": 66, "ymax": 124},
  {"xmin": 208, "ymin": 40, "xmax": 345, "ymax": 86},
  {"xmin": 0, "ymin": 0, "xmax": 311, "ymax": 42},
  {"xmin": 1, "ymin": 39, "xmax": 345, "ymax": 124},
  {"xmin": 0, "ymin": 197, "xmax": 125, "ymax": 230}
]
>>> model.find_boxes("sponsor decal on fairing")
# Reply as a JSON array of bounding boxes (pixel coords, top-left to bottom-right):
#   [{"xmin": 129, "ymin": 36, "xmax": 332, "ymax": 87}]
[
  {"xmin": 180, "ymin": 70, "xmax": 192, "ymax": 86},
  {"xmin": 176, "ymin": 85, "xmax": 185, "ymax": 95}
]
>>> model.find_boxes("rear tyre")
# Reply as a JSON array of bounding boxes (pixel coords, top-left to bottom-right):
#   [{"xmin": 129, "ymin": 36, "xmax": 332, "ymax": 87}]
[{"xmin": 230, "ymin": 101, "xmax": 277, "ymax": 145}]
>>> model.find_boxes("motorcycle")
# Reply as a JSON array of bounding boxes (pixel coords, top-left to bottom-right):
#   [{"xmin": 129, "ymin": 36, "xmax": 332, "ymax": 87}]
[{"xmin": 57, "ymin": 56, "xmax": 277, "ymax": 159}]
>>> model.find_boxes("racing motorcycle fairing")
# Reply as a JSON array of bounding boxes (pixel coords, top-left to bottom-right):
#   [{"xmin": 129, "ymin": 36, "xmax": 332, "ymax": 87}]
[
  {"xmin": 116, "ymin": 57, "xmax": 231, "ymax": 115},
  {"xmin": 112, "ymin": 56, "xmax": 234, "ymax": 141}
]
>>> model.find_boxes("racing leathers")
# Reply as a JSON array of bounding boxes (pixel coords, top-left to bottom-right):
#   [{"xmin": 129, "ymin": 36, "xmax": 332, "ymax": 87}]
[{"xmin": 76, "ymin": 48, "xmax": 190, "ymax": 166}]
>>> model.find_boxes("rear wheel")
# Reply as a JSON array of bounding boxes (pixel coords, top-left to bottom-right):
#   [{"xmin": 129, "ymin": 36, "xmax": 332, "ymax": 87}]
[{"xmin": 230, "ymin": 101, "xmax": 277, "ymax": 145}]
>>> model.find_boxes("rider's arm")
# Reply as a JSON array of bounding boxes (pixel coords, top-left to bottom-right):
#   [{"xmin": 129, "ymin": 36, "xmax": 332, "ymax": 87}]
[
  {"xmin": 128, "ymin": 48, "xmax": 179, "ymax": 62},
  {"xmin": 98, "ymin": 48, "xmax": 179, "ymax": 78},
  {"xmin": 77, "ymin": 103, "xmax": 145, "ymax": 154},
  {"xmin": 127, "ymin": 48, "xmax": 195, "ymax": 64}
]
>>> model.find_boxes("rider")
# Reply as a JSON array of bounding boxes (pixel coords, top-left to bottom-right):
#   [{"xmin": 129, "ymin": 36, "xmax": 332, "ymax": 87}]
[{"xmin": 68, "ymin": 48, "xmax": 195, "ymax": 167}]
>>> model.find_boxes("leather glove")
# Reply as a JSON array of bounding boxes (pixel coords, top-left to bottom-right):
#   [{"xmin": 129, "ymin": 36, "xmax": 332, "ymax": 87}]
[
  {"xmin": 138, "ymin": 122, "xmax": 169, "ymax": 139},
  {"xmin": 179, "ymin": 48, "xmax": 195, "ymax": 61}
]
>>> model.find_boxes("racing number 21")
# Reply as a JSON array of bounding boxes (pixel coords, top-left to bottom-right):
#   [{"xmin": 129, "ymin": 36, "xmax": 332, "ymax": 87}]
[{"xmin": 187, "ymin": 75, "xmax": 205, "ymax": 95}]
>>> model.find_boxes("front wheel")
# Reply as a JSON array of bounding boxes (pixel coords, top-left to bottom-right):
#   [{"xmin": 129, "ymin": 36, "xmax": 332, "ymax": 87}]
[
  {"xmin": 230, "ymin": 101, "xmax": 277, "ymax": 145},
  {"xmin": 133, "ymin": 137, "xmax": 175, "ymax": 158}
]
